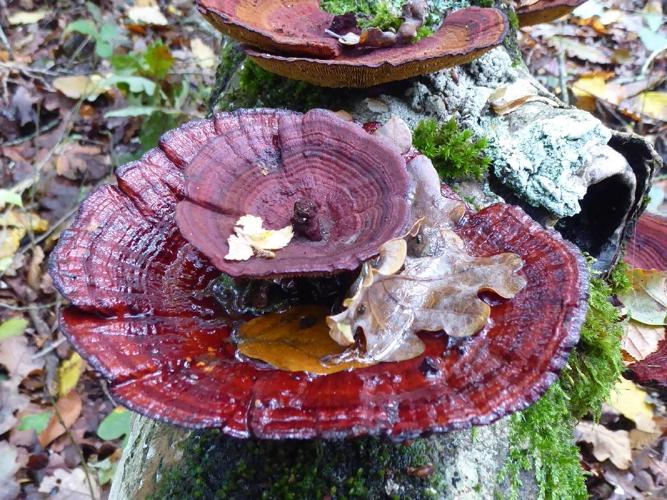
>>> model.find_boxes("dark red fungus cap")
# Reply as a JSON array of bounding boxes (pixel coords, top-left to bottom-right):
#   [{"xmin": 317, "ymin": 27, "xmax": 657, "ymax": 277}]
[
  {"xmin": 197, "ymin": 0, "xmax": 340, "ymax": 58},
  {"xmin": 198, "ymin": 1, "xmax": 508, "ymax": 88},
  {"xmin": 49, "ymin": 115, "xmax": 588, "ymax": 438},
  {"xmin": 625, "ymin": 213, "xmax": 667, "ymax": 271},
  {"xmin": 516, "ymin": 0, "xmax": 586, "ymax": 27},
  {"xmin": 175, "ymin": 109, "xmax": 411, "ymax": 278},
  {"xmin": 626, "ymin": 213, "xmax": 667, "ymax": 391}
]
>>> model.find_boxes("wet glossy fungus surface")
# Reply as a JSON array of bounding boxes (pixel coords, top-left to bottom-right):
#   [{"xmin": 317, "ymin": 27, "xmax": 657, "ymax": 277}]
[{"xmin": 50, "ymin": 111, "xmax": 589, "ymax": 439}]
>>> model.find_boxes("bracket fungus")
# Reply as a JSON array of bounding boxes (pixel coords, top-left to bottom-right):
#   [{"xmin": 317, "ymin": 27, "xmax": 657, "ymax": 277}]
[
  {"xmin": 198, "ymin": 0, "xmax": 509, "ymax": 87},
  {"xmin": 516, "ymin": 0, "xmax": 587, "ymax": 27},
  {"xmin": 175, "ymin": 109, "xmax": 411, "ymax": 278},
  {"xmin": 50, "ymin": 111, "xmax": 588, "ymax": 439}
]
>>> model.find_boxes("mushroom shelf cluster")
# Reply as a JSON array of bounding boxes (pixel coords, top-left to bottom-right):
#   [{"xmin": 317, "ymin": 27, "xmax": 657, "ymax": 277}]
[
  {"xmin": 197, "ymin": 0, "xmax": 510, "ymax": 87},
  {"xmin": 49, "ymin": 109, "xmax": 589, "ymax": 439}
]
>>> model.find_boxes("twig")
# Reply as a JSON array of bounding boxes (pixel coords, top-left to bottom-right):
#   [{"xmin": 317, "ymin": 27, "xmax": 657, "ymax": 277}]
[
  {"xmin": 32, "ymin": 337, "xmax": 67, "ymax": 359},
  {"xmin": 641, "ymin": 47, "xmax": 666, "ymax": 75},
  {"xmin": 0, "ymin": 301, "xmax": 59, "ymax": 311},
  {"xmin": 0, "ymin": 118, "xmax": 60, "ymax": 147},
  {"xmin": 558, "ymin": 49, "xmax": 569, "ymax": 106},
  {"xmin": 46, "ymin": 390, "xmax": 97, "ymax": 500}
]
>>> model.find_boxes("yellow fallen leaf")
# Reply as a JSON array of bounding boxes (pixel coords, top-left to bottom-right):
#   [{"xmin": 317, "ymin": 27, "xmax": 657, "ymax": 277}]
[
  {"xmin": 57, "ymin": 352, "xmax": 84, "ymax": 397},
  {"xmin": 190, "ymin": 38, "xmax": 216, "ymax": 69},
  {"xmin": 620, "ymin": 91, "xmax": 667, "ymax": 122},
  {"xmin": 0, "ymin": 210, "xmax": 49, "ymax": 260},
  {"xmin": 608, "ymin": 377, "xmax": 656, "ymax": 432},
  {"xmin": 237, "ymin": 305, "xmax": 368, "ymax": 375},
  {"xmin": 52, "ymin": 75, "xmax": 104, "ymax": 101},
  {"xmin": 575, "ymin": 421, "xmax": 632, "ymax": 469},
  {"xmin": 8, "ymin": 10, "xmax": 47, "ymax": 25},
  {"xmin": 127, "ymin": 5, "xmax": 168, "ymax": 25},
  {"xmin": 622, "ymin": 320, "xmax": 666, "ymax": 361}
]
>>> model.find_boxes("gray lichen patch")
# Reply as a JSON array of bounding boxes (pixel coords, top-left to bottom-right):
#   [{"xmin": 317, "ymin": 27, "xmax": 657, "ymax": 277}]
[{"xmin": 486, "ymin": 104, "xmax": 612, "ymax": 217}]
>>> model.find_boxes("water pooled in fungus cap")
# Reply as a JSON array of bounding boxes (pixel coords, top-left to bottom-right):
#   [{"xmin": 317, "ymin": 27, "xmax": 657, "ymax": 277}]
[
  {"xmin": 49, "ymin": 109, "xmax": 589, "ymax": 439},
  {"xmin": 197, "ymin": 0, "xmax": 510, "ymax": 88}
]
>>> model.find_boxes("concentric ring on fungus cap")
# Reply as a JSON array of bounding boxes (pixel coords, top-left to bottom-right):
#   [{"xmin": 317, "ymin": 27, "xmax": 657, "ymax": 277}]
[{"xmin": 175, "ymin": 108, "xmax": 412, "ymax": 278}]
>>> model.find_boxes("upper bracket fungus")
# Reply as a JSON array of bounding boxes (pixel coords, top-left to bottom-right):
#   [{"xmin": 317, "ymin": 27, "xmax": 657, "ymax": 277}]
[
  {"xmin": 198, "ymin": 0, "xmax": 509, "ymax": 87},
  {"xmin": 49, "ymin": 111, "xmax": 588, "ymax": 439},
  {"xmin": 516, "ymin": 0, "xmax": 587, "ymax": 27},
  {"xmin": 176, "ymin": 109, "xmax": 411, "ymax": 278}
]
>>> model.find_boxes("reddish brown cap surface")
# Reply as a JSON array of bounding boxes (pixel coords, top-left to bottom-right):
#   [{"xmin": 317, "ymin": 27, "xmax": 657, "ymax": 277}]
[
  {"xmin": 245, "ymin": 7, "xmax": 509, "ymax": 88},
  {"xmin": 175, "ymin": 109, "xmax": 411, "ymax": 278},
  {"xmin": 516, "ymin": 0, "xmax": 586, "ymax": 27},
  {"xmin": 625, "ymin": 213, "xmax": 667, "ymax": 271},
  {"xmin": 197, "ymin": 0, "xmax": 340, "ymax": 58},
  {"xmin": 626, "ymin": 213, "xmax": 667, "ymax": 390},
  {"xmin": 49, "ymin": 114, "xmax": 588, "ymax": 437}
]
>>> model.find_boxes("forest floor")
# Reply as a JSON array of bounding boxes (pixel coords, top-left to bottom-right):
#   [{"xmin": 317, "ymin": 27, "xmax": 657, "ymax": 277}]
[{"xmin": 0, "ymin": 0, "xmax": 665, "ymax": 498}]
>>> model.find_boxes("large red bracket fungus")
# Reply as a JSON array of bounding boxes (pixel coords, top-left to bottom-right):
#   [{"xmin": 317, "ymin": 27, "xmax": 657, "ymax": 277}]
[
  {"xmin": 197, "ymin": 0, "xmax": 509, "ymax": 87},
  {"xmin": 176, "ymin": 109, "xmax": 411, "ymax": 278},
  {"xmin": 516, "ymin": 0, "xmax": 587, "ymax": 27},
  {"xmin": 49, "ymin": 110, "xmax": 588, "ymax": 439}
]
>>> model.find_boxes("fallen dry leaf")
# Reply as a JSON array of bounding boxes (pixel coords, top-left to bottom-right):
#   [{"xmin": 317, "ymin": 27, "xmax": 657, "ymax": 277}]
[
  {"xmin": 127, "ymin": 5, "xmax": 168, "ymax": 25},
  {"xmin": 8, "ymin": 10, "xmax": 47, "ymax": 25},
  {"xmin": 629, "ymin": 428, "xmax": 662, "ymax": 450},
  {"xmin": 0, "ymin": 441, "xmax": 20, "ymax": 498},
  {"xmin": 608, "ymin": 377, "xmax": 657, "ymax": 433},
  {"xmin": 237, "ymin": 305, "xmax": 367, "ymax": 374},
  {"xmin": 38, "ymin": 390, "xmax": 83, "ymax": 448},
  {"xmin": 553, "ymin": 36, "xmax": 612, "ymax": 64},
  {"xmin": 327, "ymin": 231, "xmax": 526, "ymax": 362},
  {"xmin": 618, "ymin": 268, "xmax": 667, "ymax": 326},
  {"xmin": 622, "ymin": 320, "xmax": 666, "ymax": 361},
  {"xmin": 620, "ymin": 91, "xmax": 667, "ymax": 123},
  {"xmin": 489, "ymin": 79, "xmax": 557, "ymax": 115},
  {"xmin": 52, "ymin": 75, "xmax": 104, "ymax": 101},
  {"xmin": 38, "ymin": 467, "xmax": 100, "ymax": 500},
  {"xmin": 575, "ymin": 421, "xmax": 632, "ymax": 469},
  {"xmin": 190, "ymin": 38, "xmax": 216, "ymax": 69}
]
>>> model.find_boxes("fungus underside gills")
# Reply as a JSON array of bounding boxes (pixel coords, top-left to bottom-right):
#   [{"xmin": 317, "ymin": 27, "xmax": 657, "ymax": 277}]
[{"xmin": 500, "ymin": 261, "xmax": 627, "ymax": 499}]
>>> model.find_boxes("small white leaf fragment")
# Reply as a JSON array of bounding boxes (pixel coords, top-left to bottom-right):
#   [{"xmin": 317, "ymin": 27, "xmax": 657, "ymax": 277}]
[
  {"xmin": 127, "ymin": 5, "xmax": 168, "ymax": 25},
  {"xmin": 224, "ymin": 215, "xmax": 293, "ymax": 261}
]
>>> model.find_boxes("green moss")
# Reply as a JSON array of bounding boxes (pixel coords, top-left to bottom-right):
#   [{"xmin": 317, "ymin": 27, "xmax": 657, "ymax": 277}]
[
  {"xmin": 413, "ymin": 118, "xmax": 490, "ymax": 181},
  {"xmin": 500, "ymin": 263, "xmax": 626, "ymax": 499},
  {"xmin": 218, "ymin": 59, "xmax": 350, "ymax": 111},
  {"xmin": 151, "ymin": 433, "xmax": 447, "ymax": 499},
  {"xmin": 507, "ymin": 9, "xmax": 519, "ymax": 31}
]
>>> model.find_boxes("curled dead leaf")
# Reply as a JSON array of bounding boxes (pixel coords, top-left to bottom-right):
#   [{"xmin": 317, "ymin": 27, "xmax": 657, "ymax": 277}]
[
  {"xmin": 575, "ymin": 421, "xmax": 632, "ymax": 469},
  {"xmin": 327, "ymin": 231, "xmax": 526, "ymax": 362},
  {"xmin": 622, "ymin": 320, "xmax": 666, "ymax": 361}
]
